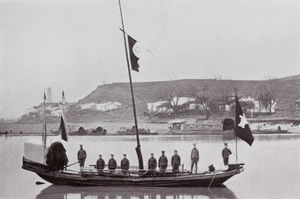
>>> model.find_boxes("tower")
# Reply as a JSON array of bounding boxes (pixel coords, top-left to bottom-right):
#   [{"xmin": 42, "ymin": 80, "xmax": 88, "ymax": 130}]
[{"xmin": 47, "ymin": 87, "xmax": 52, "ymax": 102}]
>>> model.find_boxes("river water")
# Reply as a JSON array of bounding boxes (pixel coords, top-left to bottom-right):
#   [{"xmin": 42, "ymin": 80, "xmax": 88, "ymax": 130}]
[{"xmin": 0, "ymin": 134, "xmax": 300, "ymax": 199}]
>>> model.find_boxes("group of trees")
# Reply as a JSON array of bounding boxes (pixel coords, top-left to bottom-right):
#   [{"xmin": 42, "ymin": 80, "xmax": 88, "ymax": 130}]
[{"xmin": 158, "ymin": 79, "xmax": 281, "ymax": 116}]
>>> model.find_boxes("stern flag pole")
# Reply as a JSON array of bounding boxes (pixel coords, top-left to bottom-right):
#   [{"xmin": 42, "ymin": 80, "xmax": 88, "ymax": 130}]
[
  {"xmin": 235, "ymin": 89, "xmax": 238, "ymax": 164},
  {"xmin": 118, "ymin": 0, "xmax": 144, "ymax": 170},
  {"xmin": 43, "ymin": 92, "xmax": 47, "ymax": 162}
]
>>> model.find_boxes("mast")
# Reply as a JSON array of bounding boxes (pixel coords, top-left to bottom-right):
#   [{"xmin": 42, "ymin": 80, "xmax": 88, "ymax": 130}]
[
  {"xmin": 118, "ymin": 0, "xmax": 144, "ymax": 170},
  {"xmin": 234, "ymin": 90, "xmax": 237, "ymax": 164}
]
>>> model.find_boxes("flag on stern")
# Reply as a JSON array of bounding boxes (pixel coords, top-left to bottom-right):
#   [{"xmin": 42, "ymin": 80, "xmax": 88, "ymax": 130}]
[
  {"xmin": 235, "ymin": 95, "xmax": 254, "ymax": 146},
  {"xmin": 127, "ymin": 35, "xmax": 140, "ymax": 72},
  {"xmin": 60, "ymin": 116, "xmax": 67, "ymax": 142}
]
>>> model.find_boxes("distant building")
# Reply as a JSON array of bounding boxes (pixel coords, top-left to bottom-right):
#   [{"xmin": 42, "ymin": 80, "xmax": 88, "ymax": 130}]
[
  {"xmin": 80, "ymin": 102, "xmax": 121, "ymax": 111},
  {"xmin": 239, "ymin": 96, "xmax": 277, "ymax": 114},
  {"xmin": 147, "ymin": 97, "xmax": 196, "ymax": 113},
  {"xmin": 147, "ymin": 101, "xmax": 169, "ymax": 113},
  {"xmin": 47, "ymin": 87, "xmax": 52, "ymax": 102}
]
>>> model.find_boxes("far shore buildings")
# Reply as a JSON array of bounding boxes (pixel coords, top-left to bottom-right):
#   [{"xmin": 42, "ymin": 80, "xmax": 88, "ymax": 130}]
[
  {"xmin": 80, "ymin": 102, "xmax": 121, "ymax": 112},
  {"xmin": 147, "ymin": 96, "xmax": 277, "ymax": 116},
  {"xmin": 25, "ymin": 88, "xmax": 72, "ymax": 118}
]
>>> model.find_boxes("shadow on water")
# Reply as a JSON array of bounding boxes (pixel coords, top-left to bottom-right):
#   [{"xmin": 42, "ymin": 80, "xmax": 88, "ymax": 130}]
[{"xmin": 36, "ymin": 185, "xmax": 237, "ymax": 199}]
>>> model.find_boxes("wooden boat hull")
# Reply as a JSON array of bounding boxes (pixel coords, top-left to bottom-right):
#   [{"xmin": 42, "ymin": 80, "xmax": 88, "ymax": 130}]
[
  {"xmin": 22, "ymin": 157, "xmax": 243, "ymax": 187},
  {"xmin": 252, "ymin": 129, "xmax": 291, "ymax": 134},
  {"xmin": 168, "ymin": 129, "xmax": 234, "ymax": 136}
]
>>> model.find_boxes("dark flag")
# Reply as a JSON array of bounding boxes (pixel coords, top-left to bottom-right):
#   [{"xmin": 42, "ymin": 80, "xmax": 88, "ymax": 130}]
[
  {"xmin": 127, "ymin": 35, "xmax": 140, "ymax": 72},
  {"xmin": 43, "ymin": 92, "xmax": 47, "ymax": 101},
  {"xmin": 235, "ymin": 95, "xmax": 254, "ymax": 146},
  {"xmin": 60, "ymin": 116, "xmax": 67, "ymax": 142}
]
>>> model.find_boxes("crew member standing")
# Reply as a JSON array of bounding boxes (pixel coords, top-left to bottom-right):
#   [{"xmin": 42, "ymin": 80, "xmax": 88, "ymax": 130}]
[
  {"xmin": 120, "ymin": 154, "xmax": 130, "ymax": 175},
  {"xmin": 96, "ymin": 154, "xmax": 105, "ymax": 174},
  {"xmin": 77, "ymin": 144, "xmax": 87, "ymax": 168},
  {"xmin": 190, "ymin": 143, "xmax": 199, "ymax": 173},
  {"xmin": 159, "ymin": 151, "xmax": 168, "ymax": 176},
  {"xmin": 222, "ymin": 143, "xmax": 232, "ymax": 169},
  {"xmin": 108, "ymin": 154, "xmax": 117, "ymax": 172},
  {"xmin": 148, "ymin": 153, "xmax": 157, "ymax": 176},
  {"xmin": 171, "ymin": 150, "xmax": 181, "ymax": 176}
]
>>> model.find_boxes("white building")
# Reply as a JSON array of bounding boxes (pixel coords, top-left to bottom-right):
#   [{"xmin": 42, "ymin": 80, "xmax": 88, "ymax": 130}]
[
  {"xmin": 171, "ymin": 97, "xmax": 195, "ymax": 106},
  {"xmin": 50, "ymin": 107, "xmax": 63, "ymax": 117},
  {"xmin": 240, "ymin": 96, "xmax": 277, "ymax": 114},
  {"xmin": 81, "ymin": 102, "xmax": 121, "ymax": 111},
  {"xmin": 147, "ymin": 101, "xmax": 169, "ymax": 113}
]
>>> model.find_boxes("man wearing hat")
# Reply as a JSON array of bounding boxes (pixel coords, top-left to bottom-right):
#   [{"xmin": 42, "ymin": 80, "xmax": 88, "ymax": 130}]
[
  {"xmin": 77, "ymin": 144, "xmax": 87, "ymax": 168},
  {"xmin": 190, "ymin": 143, "xmax": 199, "ymax": 173},
  {"xmin": 159, "ymin": 151, "xmax": 168, "ymax": 176},
  {"xmin": 108, "ymin": 154, "xmax": 117, "ymax": 172},
  {"xmin": 96, "ymin": 154, "xmax": 105, "ymax": 175},
  {"xmin": 120, "ymin": 154, "xmax": 130, "ymax": 175},
  {"xmin": 222, "ymin": 143, "xmax": 232, "ymax": 169},
  {"xmin": 148, "ymin": 153, "xmax": 157, "ymax": 176},
  {"xmin": 171, "ymin": 150, "xmax": 181, "ymax": 176}
]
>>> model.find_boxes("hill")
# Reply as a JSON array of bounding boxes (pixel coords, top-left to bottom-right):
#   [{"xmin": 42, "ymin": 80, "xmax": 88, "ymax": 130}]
[{"xmin": 64, "ymin": 76, "xmax": 300, "ymax": 122}]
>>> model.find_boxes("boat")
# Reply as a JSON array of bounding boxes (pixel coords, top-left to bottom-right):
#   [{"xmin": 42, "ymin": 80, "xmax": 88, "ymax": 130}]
[
  {"xmin": 117, "ymin": 126, "xmax": 158, "ymax": 135},
  {"xmin": 252, "ymin": 129, "xmax": 290, "ymax": 134},
  {"xmin": 168, "ymin": 118, "xmax": 234, "ymax": 135},
  {"xmin": 69, "ymin": 126, "xmax": 107, "ymax": 135},
  {"xmin": 22, "ymin": 0, "xmax": 254, "ymax": 187}
]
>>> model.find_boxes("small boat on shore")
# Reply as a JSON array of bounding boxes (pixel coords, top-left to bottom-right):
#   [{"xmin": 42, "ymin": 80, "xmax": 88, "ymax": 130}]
[{"xmin": 117, "ymin": 126, "xmax": 158, "ymax": 135}]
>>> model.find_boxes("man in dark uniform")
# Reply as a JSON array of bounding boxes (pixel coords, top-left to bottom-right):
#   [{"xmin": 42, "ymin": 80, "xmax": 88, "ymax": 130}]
[
  {"xmin": 77, "ymin": 144, "xmax": 87, "ymax": 168},
  {"xmin": 108, "ymin": 154, "xmax": 117, "ymax": 172},
  {"xmin": 159, "ymin": 151, "xmax": 168, "ymax": 176},
  {"xmin": 190, "ymin": 143, "xmax": 199, "ymax": 173},
  {"xmin": 96, "ymin": 154, "xmax": 105, "ymax": 175},
  {"xmin": 171, "ymin": 150, "xmax": 181, "ymax": 176},
  {"xmin": 120, "ymin": 154, "xmax": 130, "ymax": 175},
  {"xmin": 222, "ymin": 143, "xmax": 232, "ymax": 170},
  {"xmin": 148, "ymin": 153, "xmax": 157, "ymax": 176}
]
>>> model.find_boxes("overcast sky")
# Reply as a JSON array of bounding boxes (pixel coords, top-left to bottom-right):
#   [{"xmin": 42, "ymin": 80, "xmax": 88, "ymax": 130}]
[{"xmin": 0, "ymin": 0, "xmax": 299, "ymax": 118}]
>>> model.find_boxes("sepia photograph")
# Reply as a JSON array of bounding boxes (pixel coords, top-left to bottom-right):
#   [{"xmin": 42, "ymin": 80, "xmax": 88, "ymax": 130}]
[{"xmin": 0, "ymin": 0, "xmax": 300, "ymax": 198}]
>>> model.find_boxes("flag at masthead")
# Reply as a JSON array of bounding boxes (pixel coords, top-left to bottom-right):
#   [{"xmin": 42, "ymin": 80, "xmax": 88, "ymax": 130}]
[{"xmin": 127, "ymin": 35, "xmax": 140, "ymax": 72}]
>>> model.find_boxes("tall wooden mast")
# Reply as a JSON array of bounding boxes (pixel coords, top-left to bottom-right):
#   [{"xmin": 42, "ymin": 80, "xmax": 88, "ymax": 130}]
[{"xmin": 118, "ymin": 0, "xmax": 144, "ymax": 170}]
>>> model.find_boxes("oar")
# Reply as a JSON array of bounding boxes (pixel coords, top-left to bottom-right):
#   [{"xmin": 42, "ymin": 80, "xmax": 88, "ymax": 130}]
[{"xmin": 66, "ymin": 161, "xmax": 79, "ymax": 168}]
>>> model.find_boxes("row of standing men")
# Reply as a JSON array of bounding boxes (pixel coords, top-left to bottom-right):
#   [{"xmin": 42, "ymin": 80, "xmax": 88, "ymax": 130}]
[{"xmin": 77, "ymin": 143, "xmax": 231, "ymax": 176}]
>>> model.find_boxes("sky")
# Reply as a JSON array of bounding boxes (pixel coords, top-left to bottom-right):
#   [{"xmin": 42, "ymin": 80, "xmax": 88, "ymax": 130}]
[{"xmin": 0, "ymin": 0, "xmax": 299, "ymax": 119}]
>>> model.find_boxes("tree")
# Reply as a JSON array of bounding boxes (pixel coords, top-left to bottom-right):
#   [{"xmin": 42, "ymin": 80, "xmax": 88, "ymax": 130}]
[
  {"xmin": 258, "ymin": 79, "xmax": 281, "ymax": 113},
  {"xmin": 159, "ymin": 83, "xmax": 185, "ymax": 114},
  {"xmin": 188, "ymin": 82, "xmax": 211, "ymax": 116}
]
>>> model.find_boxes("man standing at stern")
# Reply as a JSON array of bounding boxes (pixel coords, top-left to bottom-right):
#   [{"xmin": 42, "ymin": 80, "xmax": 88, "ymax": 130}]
[{"xmin": 190, "ymin": 143, "xmax": 199, "ymax": 173}]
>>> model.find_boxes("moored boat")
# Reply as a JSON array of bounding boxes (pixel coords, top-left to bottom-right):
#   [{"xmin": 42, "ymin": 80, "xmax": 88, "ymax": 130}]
[{"xmin": 22, "ymin": 0, "xmax": 254, "ymax": 187}]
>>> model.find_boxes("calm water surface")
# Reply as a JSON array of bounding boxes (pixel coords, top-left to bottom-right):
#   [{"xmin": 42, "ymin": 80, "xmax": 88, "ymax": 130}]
[{"xmin": 0, "ymin": 134, "xmax": 300, "ymax": 199}]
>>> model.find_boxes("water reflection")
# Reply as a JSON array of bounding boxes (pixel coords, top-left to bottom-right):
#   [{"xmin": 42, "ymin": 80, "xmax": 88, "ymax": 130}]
[{"xmin": 36, "ymin": 185, "xmax": 237, "ymax": 199}]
